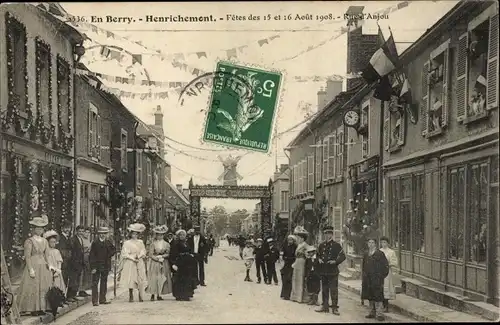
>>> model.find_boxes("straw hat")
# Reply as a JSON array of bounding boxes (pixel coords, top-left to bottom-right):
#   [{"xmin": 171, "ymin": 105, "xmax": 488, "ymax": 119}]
[
  {"xmin": 43, "ymin": 230, "xmax": 58, "ymax": 239},
  {"xmin": 266, "ymin": 238, "xmax": 275, "ymax": 243},
  {"xmin": 127, "ymin": 223, "xmax": 146, "ymax": 233},
  {"xmin": 256, "ymin": 238, "xmax": 263, "ymax": 242},
  {"xmin": 97, "ymin": 227, "xmax": 110, "ymax": 234},
  {"xmin": 29, "ymin": 214, "xmax": 49, "ymax": 227},
  {"xmin": 306, "ymin": 246, "xmax": 317, "ymax": 253},
  {"xmin": 153, "ymin": 225, "xmax": 168, "ymax": 234},
  {"xmin": 187, "ymin": 228, "xmax": 195, "ymax": 235},
  {"xmin": 176, "ymin": 229, "xmax": 187, "ymax": 236}
]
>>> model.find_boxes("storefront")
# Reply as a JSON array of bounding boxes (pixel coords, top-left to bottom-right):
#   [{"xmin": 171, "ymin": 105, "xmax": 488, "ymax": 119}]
[{"xmin": 385, "ymin": 140, "xmax": 499, "ymax": 305}]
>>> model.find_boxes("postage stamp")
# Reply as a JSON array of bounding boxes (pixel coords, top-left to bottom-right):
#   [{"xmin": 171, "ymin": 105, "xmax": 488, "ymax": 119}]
[{"xmin": 202, "ymin": 61, "xmax": 282, "ymax": 153}]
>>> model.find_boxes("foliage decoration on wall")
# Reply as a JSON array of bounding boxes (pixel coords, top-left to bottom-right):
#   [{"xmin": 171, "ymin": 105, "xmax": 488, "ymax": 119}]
[
  {"xmin": 56, "ymin": 55, "xmax": 74, "ymax": 153},
  {"xmin": 35, "ymin": 37, "xmax": 53, "ymax": 144},
  {"xmin": 5, "ymin": 153, "xmax": 24, "ymax": 266}
]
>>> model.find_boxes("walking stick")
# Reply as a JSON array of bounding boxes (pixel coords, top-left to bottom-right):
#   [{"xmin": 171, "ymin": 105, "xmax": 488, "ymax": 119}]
[{"xmin": 113, "ymin": 254, "xmax": 117, "ymax": 297}]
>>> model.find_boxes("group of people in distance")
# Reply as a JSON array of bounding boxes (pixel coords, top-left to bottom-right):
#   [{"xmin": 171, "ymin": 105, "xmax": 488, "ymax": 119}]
[{"xmin": 14, "ymin": 213, "xmax": 214, "ymax": 317}]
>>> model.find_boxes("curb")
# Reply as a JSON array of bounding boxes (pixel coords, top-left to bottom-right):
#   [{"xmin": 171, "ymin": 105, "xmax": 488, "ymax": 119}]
[
  {"xmin": 25, "ymin": 280, "xmax": 122, "ymax": 325},
  {"xmin": 338, "ymin": 280, "xmax": 434, "ymax": 322}
]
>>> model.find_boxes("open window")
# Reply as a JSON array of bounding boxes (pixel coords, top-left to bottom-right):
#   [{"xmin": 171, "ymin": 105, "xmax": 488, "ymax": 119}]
[{"xmin": 457, "ymin": 6, "xmax": 499, "ymax": 124}]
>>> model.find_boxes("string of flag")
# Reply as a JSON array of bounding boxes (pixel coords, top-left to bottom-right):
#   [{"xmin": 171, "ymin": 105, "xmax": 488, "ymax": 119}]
[{"xmin": 70, "ymin": 1, "xmax": 414, "ymax": 77}]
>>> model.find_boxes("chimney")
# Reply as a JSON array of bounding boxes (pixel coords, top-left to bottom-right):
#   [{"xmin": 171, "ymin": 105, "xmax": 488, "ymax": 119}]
[
  {"xmin": 325, "ymin": 79, "xmax": 343, "ymax": 102},
  {"xmin": 182, "ymin": 188, "xmax": 189, "ymax": 198},
  {"xmin": 176, "ymin": 184, "xmax": 182, "ymax": 193},
  {"xmin": 345, "ymin": 6, "xmax": 380, "ymax": 91},
  {"xmin": 317, "ymin": 87, "xmax": 327, "ymax": 111},
  {"xmin": 154, "ymin": 105, "xmax": 163, "ymax": 128},
  {"xmin": 279, "ymin": 164, "xmax": 289, "ymax": 173}
]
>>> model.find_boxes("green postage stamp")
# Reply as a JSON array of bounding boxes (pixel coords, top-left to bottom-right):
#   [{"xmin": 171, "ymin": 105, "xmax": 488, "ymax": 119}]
[{"xmin": 202, "ymin": 61, "xmax": 282, "ymax": 153}]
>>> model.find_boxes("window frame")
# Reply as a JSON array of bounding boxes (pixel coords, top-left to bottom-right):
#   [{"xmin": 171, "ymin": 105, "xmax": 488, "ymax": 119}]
[
  {"xmin": 280, "ymin": 190, "xmax": 289, "ymax": 212},
  {"xmin": 136, "ymin": 150, "xmax": 143, "ymax": 189},
  {"xmin": 146, "ymin": 158, "xmax": 152, "ymax": 190},
  {"xmin": 6, "ymin": 12, "xmax": 28, "ymax": 116}
]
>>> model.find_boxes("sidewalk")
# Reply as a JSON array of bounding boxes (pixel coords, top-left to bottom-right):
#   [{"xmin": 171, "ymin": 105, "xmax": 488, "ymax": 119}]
[
  {"xmin": 20, "ymin": 273, "xmax": 125, "ymax": 325},
  {"xmin": 338, "ymin": 279, "xmax": 488, "ymax": 322}
]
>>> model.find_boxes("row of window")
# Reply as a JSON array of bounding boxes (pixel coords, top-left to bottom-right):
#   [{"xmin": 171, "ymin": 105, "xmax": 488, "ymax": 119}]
[
  {"xmin": 7, "ymin": 13, "xmax": 72, "ymax": 133},
  {"xmin": 387, "ymin": 156, "xmax": 498, "ymax": 265},
  {"xmin": 291, "ymin": 126, "xmax": 345, "ymax": 197},
  {"xmin": 136, "ymin": 150, "xmax": 159, "ymax": 193}
]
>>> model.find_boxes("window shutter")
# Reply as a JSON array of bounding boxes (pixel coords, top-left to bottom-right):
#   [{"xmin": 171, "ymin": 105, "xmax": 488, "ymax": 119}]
[
  {"xmin": 486, "ymin": 14, "xmax": 499, "ymax": 110},
  {"xmin": 88, "ymin": 109, "xmax": 94, "ymax": 157},
  {"xmin": 328, "ymin": 134, "xmax": 336, "ymax": 179},
  {"xmin": 301, "ymin": 160, "xmax": 306, "ymax": 194},
  {"xmin": 322, "ymin": 137, "xmax": 329, "ymax": 181},
  {"xmin": 315, "ymin": 140, "xmax": 321, "ymax": 186},
  {"xmin": 383, "ymin": 105, "xmax": 390, "ymax": 150},
  {"xmin": 97, "ymin": 115, "xmax": 102, "ymax": 159},
  {"xmin": 298, "ymin": 161, "xmax": 303, "ymax": 194},
  {"xmin": 456, "ymin": 33, "xmax": 469, "ymax": 121},
  {"xmin": 441, "ymin": 47, "xmax": 450, "ymax": 127},
  {"xmin": 307, "ymin": 155, "xmax": 314, "ymax": 193},
  {"xmin": 333, "ymin": 206, "xmax": 343, "ymax": 242},
  {"xmin": 292, "ymin": 165, "xmax": 296, "ymax": 196},
  {"xmin": 337, "ymin": 130, "xmax": 344, "ymax": 178},
  {"xmin": 421, "ymin": 61, "xmax": 430, "ymax": 135},
  {"xmin": 397, "ymin": 112, "xmax": 406, "ymax": 146}
]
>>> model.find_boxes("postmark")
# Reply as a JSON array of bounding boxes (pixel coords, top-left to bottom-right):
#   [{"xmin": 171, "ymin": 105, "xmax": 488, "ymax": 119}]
[{"xmin": 201, "ymin": 61, "xmax": 282, "ymax": 153}]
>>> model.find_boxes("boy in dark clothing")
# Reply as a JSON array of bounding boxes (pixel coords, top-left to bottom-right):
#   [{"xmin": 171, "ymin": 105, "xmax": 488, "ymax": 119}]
[
  {"xmin": 253, "ymin": 238, "xmax": 268, "ymax": 284},
  {"xmin": 264, "ymin": 238, "xmax": 280, "ymax": 285},
  {"xmin": 88, "ymin": 227, "xmax": 115, "ymax": 306},
  {"xmin": 305, "ymin": 246, "xmax": 321, "ymax": 306},
  {"xmin": 237, "ymin": 234, "xmax": 246, "ymax": 259}
]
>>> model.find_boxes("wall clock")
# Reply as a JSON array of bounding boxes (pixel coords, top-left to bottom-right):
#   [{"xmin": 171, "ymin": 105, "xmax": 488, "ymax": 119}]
[{"xmin": 343, "ymin": 110, "xmax": 360, "ymax": 127}]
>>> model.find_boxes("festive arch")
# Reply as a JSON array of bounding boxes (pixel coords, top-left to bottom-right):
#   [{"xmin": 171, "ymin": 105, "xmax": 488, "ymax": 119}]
[{"xmin": 188, "ymin": 178, "xmax": 273, "ymax": 238}]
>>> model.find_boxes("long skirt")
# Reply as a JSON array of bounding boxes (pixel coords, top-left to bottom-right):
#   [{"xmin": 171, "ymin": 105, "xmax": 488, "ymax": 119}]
[
  {"xmin": 147, "ymin": 259, "xmax": 172, "ymax": 295},
  {"xmin": 16, "ymin": 256, "xmax": 52, "ymax": 313},
  {"xmin": 280, "ymin": 265, "xmax": 293, "ymax": 299},
  {"xmin": 172, "ymin": 255, "xmax": 195, "ymax": 299},
  {"xmin": 290, "ymin": 257, "xmax": 309, "ymax": 303},
  {"xmin": 120, "ymin": 258, "xmax": 148, "ymax": 297},
  {"xmin": 383, "ymin": 268, "xmax": 396, "ymax": 300}
]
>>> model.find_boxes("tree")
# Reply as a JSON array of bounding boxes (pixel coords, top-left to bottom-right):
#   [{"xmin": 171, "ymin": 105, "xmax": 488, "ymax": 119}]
[
  {"xmin": 209, "ymin": 205, "xmax": 229, "ymax": 235},
  {"xmin": 228, "ymin": 209, "xmax": 250, "ymax": 234}
]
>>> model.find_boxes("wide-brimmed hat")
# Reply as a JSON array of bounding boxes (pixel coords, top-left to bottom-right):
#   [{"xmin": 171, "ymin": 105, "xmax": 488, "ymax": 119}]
[
  {"xmin": 29, "ymin": 214, "xmax": 49, "ymax": 227},
  {"xmin": 323, "ymin": 226, "xmax": 334, "ymax": 233},
  {"xmin": 97, "ymin": 227, "xmax": 110, "ymax": 234},
  {"xmin": 127, "ymin": 223, "xmax": 146, "ymax": 233},
  {"xmin": 176, "ymin": 229, "xmax": 187, "ymax": 236},
  {"xmin": 256, "ymin": 238, "xmax": 263, "ymax": 242},
  {"xmin": 287, "ymin": 234, "xmax": 297, "ymax": 241},
  {"xmin": 43, "ymin": 230, "xmax": 58, "ymax": 239},
  {"xmin": 187, "ymin": 228, "xmax": 195, "ymax": 234},
  {"xmin": 293, "ymin": 226, "xmax": 308, "ymax": 235},
  {"xmin": 306, "ymin": 246, "xmax": 317, "ymax": 253},
  {"xmin": 153, "ymin": 225, "xmax": 168, "ymax": 234},
  {"xmin": 266, "ymin": 238, "xmax": 275, "ymax": 243},
  {"xmin": 193, "ymin": 225, "xmax": 201, "ymax": 230}
]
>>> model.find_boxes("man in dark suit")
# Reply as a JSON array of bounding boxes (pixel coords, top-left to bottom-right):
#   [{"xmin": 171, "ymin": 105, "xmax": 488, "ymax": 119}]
[
  {"xmin": 57, "ymin": 222, "xmax": 73, "ymax": 287},
  {"xmin": 89, "ymin": 227, "xmax": 116, "ymax": 306},
  {"xmin": 66, "ymin": 225, "xmax": 86, "ymax": 302},
  {"xmin": 315, "ymin": 226, "xmax": 346, "ymax": 316},
  {"xmin": 187, "ymin": 225, "xmax": 208, "ymax": 286}
]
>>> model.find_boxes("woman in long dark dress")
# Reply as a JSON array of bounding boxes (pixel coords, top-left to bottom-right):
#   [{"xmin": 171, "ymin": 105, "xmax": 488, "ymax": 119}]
[
  {"xmin": 170, "ymin": 229, "xmax": 195, "ymax": 301},
  {"xmin": 361, "ymin": 238, "xmax": 389, "ymax": 321},
  {"xmin": 280, "ymin": 235, "xmax": 297, "ymax": 300}
]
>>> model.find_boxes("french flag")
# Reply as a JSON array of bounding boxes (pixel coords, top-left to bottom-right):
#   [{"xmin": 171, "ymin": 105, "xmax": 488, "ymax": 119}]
[{"xmin": 361, "ymin": 27, "xmax": 399, "ymax": 84}]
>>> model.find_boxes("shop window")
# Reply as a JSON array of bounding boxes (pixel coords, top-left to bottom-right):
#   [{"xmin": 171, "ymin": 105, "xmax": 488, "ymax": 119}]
[
  {"xmin": 456, "ymin": 8, "xmax": 498, "ymax": 123},
  {"xmin": 390, "ymin": 179, "xmax": 399, "ymax": 249},
  {"xmin": 448, "ymin": 167, "xmax": 466, "ymax": 260},
  {"xmin": 399, "ymin": 177, "xmax": 412, "ymax": 251},
  {"xmin": 413, "ymin": 174, "xmax": 425, "ymax": 253},
  {"xmin": 468, "ymin": 163, "xmax": 488, "ymax": 264},
  {"xmin": 80, "ymin": 183, "xmax": 89, "ymax": 226}
]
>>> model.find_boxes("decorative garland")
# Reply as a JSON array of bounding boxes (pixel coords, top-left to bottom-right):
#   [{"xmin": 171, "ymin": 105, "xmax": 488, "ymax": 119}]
[
  {"xmin": 67, "ymin": 167, "xmax": 74, "ymax": 223},
  {"xmin": 27, "ymin": 161, "xmax": 36, "ymax": 216},
  {"xmin": 5, "ymin": 153, "xmax": 24, "ymax": 267},
  {"xmin": 61, "ymin": 168, "xmax": 67, "ymax": 225},
  {"xmin": 56, "ymin": 56, "xmax": 74, "ymax": 154},
  {"xmin": 50, "ymin": 168, "xmax": 57, "ymax": 230},
  {"xmin": 35, "ymin": 37, "xmax": 53, "ymax": 144}
]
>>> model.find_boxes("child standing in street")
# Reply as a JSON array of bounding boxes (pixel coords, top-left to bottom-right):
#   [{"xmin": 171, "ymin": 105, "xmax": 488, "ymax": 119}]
[
  {"xmin": 242, "ymin": 240, "xmax": 255, "ymax": 282},
  {"xmin": 305, "ymin": 246, "xmax": 321, "ymax": 306},
  {"xmin": 253, "ymin": 238, "xmax": 268, "ymax": 284}
]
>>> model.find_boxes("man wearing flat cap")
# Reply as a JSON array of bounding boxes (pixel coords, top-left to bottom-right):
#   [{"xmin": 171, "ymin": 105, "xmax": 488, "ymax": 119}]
[
  {"xmin": 316, "ymin": 225, "xmax": 346, "ymax": 315},
  {"xmin": 187, "ymin": 225, "xmax": 208, "ymax": 286}
]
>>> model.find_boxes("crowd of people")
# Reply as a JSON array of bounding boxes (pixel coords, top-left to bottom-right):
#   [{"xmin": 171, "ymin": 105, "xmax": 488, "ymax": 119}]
[
  {"xmin": 14, "ymin": 213, "xmax": 217, "ymax": 317},
  {"xmin": 238, "ymin": 225, "xmax": 397, "ymax": 321}
]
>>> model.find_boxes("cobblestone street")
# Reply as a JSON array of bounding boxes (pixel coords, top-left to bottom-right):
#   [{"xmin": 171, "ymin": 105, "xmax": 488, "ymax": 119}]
[{"xmin": 52, "ymin": 242, "xmax": 414, "ymax": 324}]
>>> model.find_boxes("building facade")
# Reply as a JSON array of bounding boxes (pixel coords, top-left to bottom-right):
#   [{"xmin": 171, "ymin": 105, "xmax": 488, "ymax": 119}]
[
  {"xmin": 74, "ymin": 71, "xmax": 113, "ymax": 230},
  {"xmin": 164, "ymin": 181, "xmax": 189, "ymax": 230},
  {"xmin": 271, "ymin": 164, "xmax": 290, "ymax": 244},
  {"xmin": 0, "ymin": 3, "xmax": 83, "ymax": 275},
  {"xmin": 382, "ymin": 1, "xmax": 499, "ymax": 305}
]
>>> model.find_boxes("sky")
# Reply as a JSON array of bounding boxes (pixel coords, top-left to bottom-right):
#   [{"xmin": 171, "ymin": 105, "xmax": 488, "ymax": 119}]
[{"xmin": 60, "ymin": 1, "xmax": 459, "ymax": 211}]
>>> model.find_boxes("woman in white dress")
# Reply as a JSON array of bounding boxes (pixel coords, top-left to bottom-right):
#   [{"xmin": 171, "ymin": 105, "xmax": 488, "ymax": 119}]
[
  {"xmin": 120, "ymin": 223, "xmax": 148, "ymax": 302},
  {"xmin": 147, "ymin": 225, "xmax": 173, "ymax": 301},
  {"xmin": 379, "ymin": 236, "xmax": 398, "ymax": 312},
  {"xmin": 290, "ymin": 226, "xmax": 310, "ymax": 304}
]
